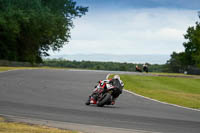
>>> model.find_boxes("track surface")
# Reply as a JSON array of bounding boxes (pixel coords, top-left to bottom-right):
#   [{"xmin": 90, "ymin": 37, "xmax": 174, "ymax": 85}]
[{"xmin": 0, "ymin": 69, "xmax": 200, "ymax": 133}]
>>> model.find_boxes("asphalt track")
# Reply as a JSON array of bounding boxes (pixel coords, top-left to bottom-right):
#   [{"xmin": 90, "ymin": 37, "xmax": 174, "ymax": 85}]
[{"xmin": 0, "ymin": 69, "xmax": 200, "ymax": 133}]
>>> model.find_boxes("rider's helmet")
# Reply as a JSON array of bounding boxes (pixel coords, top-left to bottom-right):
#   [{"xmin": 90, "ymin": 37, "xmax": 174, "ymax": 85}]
[{"xmin": 113, "ymin": 75, "xmax": 120, "ymax": 80}]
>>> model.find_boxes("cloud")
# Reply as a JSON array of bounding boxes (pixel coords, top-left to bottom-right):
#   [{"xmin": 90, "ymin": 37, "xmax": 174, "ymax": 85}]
[{"xmin": 49, "ymin": 8, "xmax": 199, "ymax": 56}]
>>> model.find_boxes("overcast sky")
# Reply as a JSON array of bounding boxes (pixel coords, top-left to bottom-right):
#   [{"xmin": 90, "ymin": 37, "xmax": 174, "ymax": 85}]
[{"xmin": 49, "ymin": 0, "xmax": 200, "ymax": 56}]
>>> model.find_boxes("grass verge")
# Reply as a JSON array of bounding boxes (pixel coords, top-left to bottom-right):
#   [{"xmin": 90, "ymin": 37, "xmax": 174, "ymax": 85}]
[
  {"xmin": 0, "ymin": 117, "xmax": 78, "ymax": 133},
  {"xmin": 112, "ymin": 74, "xmax": 200, "ymax": 109},
  {"xmin": 0, "ymin": 66, "xmax": 69, "ymax": 72}
]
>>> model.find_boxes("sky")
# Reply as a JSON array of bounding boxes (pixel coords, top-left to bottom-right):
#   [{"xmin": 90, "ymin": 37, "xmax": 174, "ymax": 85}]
[{"xmin": 49, "ymin": 0, "xmax": 200, "ymax": 56}]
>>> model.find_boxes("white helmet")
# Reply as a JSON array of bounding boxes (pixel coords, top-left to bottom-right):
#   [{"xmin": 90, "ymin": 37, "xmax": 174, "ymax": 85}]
[{"xmin": 113, "ymin": 75, "xmax": 120, "ymax": 80}]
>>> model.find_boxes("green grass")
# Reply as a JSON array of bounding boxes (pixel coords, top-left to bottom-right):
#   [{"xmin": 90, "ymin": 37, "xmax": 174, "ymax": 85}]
[
  {"xmin": 0, "ymin": 117, "xmax": 78, "ymax": 133},
  {"xmin": 0, "ymin": 67, "xmax": 36, "ymax": 72},
  {"xmin": 0, "ymin": 66, "xmax": 70, "ymax": 72},
  {"xmin": 119, "ymin": 74, "xmax": 200, "ymax": 109}
]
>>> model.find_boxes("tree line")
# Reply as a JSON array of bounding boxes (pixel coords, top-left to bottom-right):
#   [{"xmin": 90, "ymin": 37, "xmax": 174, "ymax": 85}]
[
  {"xmin": 0, "ymin": 0, "xmax": 87, "ymax": 63},
  {"xmin": 43, "ymin": 58, "xmax": 166, "ymax": 72},
  {"xmin": 167, "ymin": 13, "xmax": 200, "ymax": 73}
]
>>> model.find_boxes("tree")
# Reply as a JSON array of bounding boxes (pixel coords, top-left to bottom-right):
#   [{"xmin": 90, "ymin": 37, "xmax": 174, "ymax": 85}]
[
  {"xmin": 167, "ymin": 12, "xmax": 200, "ymax": 72},
  {"xmin": 0, "ymin": 0, "xmax": 88, "ymax": 63},
  {"xmin": 166, "ymin": 52, "xmax": 187, "ymax": 72},
  {"xmin": 183, "ymin": 21, "xmax": 200, "ymax": 67}
]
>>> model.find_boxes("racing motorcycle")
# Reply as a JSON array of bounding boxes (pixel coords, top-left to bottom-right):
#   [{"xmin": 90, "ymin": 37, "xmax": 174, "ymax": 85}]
[{"xmin": 85, "ymin": 80, "xmax": 116, "ymax": 107}]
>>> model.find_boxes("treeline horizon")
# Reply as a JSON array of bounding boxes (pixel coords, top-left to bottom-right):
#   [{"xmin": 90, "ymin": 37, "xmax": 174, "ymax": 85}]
[
  {"xmin": 43, "ymin": 58, "xmax": 167, "ymax": 72},
  {"xmin": 1, "ymin": 58, "xmax": 199, "ymax": 74}
]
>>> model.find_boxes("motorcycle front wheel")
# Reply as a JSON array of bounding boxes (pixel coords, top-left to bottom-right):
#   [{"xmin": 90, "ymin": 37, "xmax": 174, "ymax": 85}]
[{"xmin": 97, "ymin": 93, "xmax": 111, "ymax": 107}]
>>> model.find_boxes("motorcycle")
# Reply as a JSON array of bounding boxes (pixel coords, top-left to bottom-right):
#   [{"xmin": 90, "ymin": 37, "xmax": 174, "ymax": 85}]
[{"xmin": 85, "ymin": 80, "xmax": 116, "ymax": 107}]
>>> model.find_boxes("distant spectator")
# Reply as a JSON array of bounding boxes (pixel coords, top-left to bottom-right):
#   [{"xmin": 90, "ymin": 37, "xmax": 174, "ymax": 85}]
[
  {"xmin": 143, "ymin": 64, "xmax": 148, "ymax": 73},
  {"xmin": 135, "ymin": 65, "xmax": 142, "ymax": 72}
]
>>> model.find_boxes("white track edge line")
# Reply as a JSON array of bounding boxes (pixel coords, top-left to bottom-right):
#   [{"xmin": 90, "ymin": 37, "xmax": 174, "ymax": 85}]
[{"xmin": 106, "ymin": 73, "xmax": 200, "ymax": 112}]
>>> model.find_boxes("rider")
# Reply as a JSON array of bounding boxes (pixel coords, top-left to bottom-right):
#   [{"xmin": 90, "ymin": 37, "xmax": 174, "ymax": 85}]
[
  {"xmin": 143, "ymin": 64, "xmax": 148, "ymax": 73},
  {"xmin": 108, "ymin": 75, "xmax": 124, "ymax": 105},
  {"xmin": 88, "ymin": 75, "xmax": 124, "ymax": 105}
]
